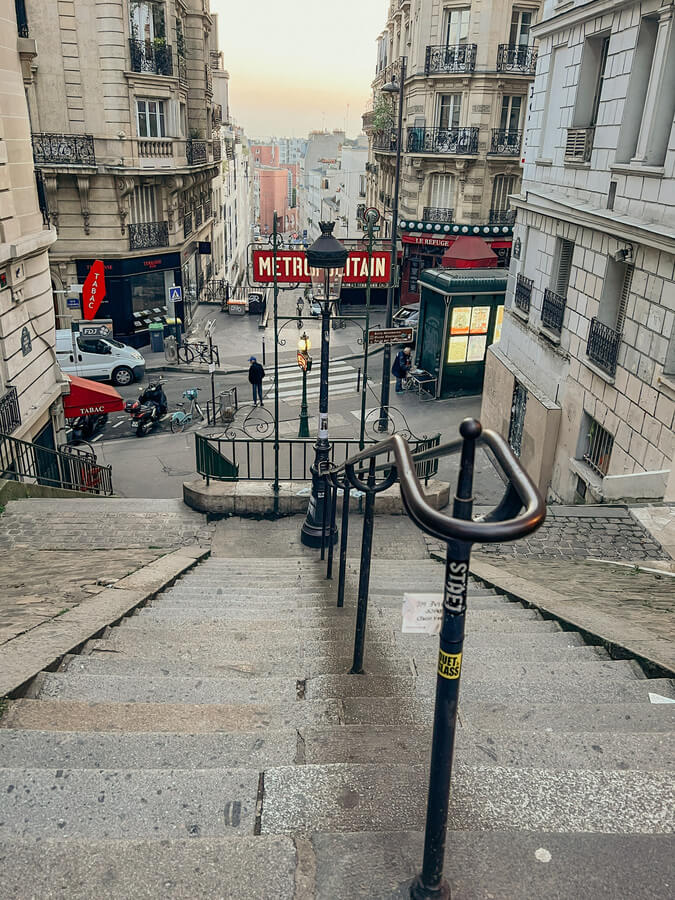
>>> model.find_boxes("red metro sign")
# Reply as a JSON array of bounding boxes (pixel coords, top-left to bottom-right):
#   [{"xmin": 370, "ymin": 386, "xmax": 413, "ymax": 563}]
[
  {"xmin": 82, "ymin": 260, "xmax": 106, "ymax": 320},
  {"xmin": 252, "ymin": 250, "xmax": 391, "ymax": 285}
]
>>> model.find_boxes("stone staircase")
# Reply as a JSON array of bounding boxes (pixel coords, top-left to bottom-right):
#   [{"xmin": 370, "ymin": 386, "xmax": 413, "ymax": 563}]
[{"xmin": 1, "ymin": 556, "xmax": 673, "ymax": 898}]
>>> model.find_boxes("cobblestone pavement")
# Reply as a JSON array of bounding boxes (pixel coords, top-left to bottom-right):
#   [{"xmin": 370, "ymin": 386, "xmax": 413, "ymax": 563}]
[
  {"xmin": 0, "ymin": 499, "xmax": 213, "ymax": 649},
  {"xmin": 423, "ymin": 506, "xmax": 669, "ymax": 562}
]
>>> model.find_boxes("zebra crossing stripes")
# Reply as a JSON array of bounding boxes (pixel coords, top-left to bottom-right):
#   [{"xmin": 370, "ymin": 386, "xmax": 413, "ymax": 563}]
[{"xmin": 270, "ymin": 360, "xmax": 363, "ymax": 401}]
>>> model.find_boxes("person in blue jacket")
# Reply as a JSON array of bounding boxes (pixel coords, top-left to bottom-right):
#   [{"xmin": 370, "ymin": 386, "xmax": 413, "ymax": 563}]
[{"xmin": 392, "ymin": 346, "xmax": 412, "ymax": 393}]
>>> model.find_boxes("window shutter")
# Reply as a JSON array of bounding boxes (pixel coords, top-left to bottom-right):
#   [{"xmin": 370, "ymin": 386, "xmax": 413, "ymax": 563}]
[
  {"xmin": 616, "ymin": 264, "xmax": 633, "ymax": 333},
  {"xmin": 554, "ymin": 239, "xmax": 574, "ymax": 297}
]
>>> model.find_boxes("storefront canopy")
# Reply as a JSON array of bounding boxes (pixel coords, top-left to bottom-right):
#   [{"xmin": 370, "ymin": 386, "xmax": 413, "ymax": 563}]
[
  {"xmin": 441, "ymin": 236, "xmax": 498, "ymax": 269},
  {"xmin": 63, "ymin": 375, "xmax": 124, "ymax": 418}
]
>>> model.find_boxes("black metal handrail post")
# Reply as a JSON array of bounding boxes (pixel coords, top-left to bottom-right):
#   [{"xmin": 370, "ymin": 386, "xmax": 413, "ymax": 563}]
[
  {"xmin": 336, "ymin": 477, "xmax": 350, "ymax": 607},
  {"xmin": 326, "ymin": 483, "xmax": 338, "ymax": 579},
  {"xmin": 350, "ymin": 458, "xmax": 376, "ymax": 674},
  {"xmin": 272, "ymin": 211, "xmax": 280, "ymax": 511},
  {"xmin": 320, "ymin": 475, "xmax": 329, "ymax": 561},
  {"xmin": 411, "ymin": 419, "xmax": 479, "ymax": 900}
]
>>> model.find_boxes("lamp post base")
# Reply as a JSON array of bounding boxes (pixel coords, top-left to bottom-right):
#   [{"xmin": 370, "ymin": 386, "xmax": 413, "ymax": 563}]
[{"xmin": 301, "ymin": 460, "xmax": 338, "ymax": 548}]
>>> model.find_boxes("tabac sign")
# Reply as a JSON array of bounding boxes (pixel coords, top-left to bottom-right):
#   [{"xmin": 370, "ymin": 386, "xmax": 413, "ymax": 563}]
[{"xmin": 251, "ymin": 249, "xmax": 392, "ymax": 285}]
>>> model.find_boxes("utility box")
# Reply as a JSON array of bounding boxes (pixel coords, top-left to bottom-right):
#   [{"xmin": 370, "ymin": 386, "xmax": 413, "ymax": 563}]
[{"xmin": 164, "ymin": 335, "xmax": 178, "ymax": 363}]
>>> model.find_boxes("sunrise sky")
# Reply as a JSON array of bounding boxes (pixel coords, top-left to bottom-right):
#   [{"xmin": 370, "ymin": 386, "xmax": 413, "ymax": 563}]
[{"xmin": 213, "ymin": 0, "xmax": 388, "ymax": 139}]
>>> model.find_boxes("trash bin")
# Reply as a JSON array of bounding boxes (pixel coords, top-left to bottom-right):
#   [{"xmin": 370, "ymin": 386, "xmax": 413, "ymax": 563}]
[
  {"xmin": 164, "ymin": 335, "xmax": 178, "ymax": 363},
  {"xmin": 149, "ymin": 322, "xmax": 164, "ymax": 353},
  {"xmin": 164, "ymin": 317, "xmax": 182, "ymax": 342}
]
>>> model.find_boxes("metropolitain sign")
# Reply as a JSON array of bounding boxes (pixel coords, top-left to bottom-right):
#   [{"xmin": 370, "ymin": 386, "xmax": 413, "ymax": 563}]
[{"xmin": 252, "ymin": 250, "xmax": 391, "ymax": 285}]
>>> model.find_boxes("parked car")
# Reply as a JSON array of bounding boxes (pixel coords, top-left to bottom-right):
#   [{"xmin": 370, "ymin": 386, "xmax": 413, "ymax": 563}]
[
  {"xmin": 56, "ymin": 330, "xmax": 145, "ymax": 386},
  {"xmin": 309, "ymin": 299, "xmax": 322, "ymax": 317},
  {"xmin": 392, "ymin": 302, "xmax": 420, "ymax": 345}
]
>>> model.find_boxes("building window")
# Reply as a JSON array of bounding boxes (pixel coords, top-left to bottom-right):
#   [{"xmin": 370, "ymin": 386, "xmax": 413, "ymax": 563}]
[
  {"xmin": 541, "ymin": 46, "xmax": 567, "ymax": 159},
  {"xmin": 581, "ymin": 415, "xmax": 614, "ymax": 476},
  {"xmin": 130, "ymin": 184, "xmax": 158, "ymax": 223},
  {"xmin": 574, "ymin": 35, "xmax": 610, "ymax": 129},
  {"xmin": 664, "ymin": 321, "xmax": 675, "ymax": 377},
  {"xmin": 444, "ymin": 8, "xmax": 470, "ymax": 46},
  {"xmin": 136, "ymin": 99, "xmax": 166, "ymax": 137},
  {"xmin": 508, "ymin": 381, "xmax": 528, "ymax": 457},
  {"xmin": 437, "ymin": 94, "xmax": 462, "ymax": 130},
  {"xmin": 429, "ymin": 173, "xmax": 455, "ymax": 210},
  {"xmin": 509, "ymin": 9, "xmax": 532, "ymax": 46},
  {"xmin": 489, "ymin": 174, "xmax": 517, "ymax": 221},
  {"xmin": 130, "ymin": 0, "xmax": 165, "ymax": 43},
  {"xmin": 500, "ymin": 96, "xmax": 523, "ymax": 132}
]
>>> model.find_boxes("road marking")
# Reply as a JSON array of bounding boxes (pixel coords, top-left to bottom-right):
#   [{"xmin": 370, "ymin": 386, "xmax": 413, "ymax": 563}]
[
  {"xmin": 112, "ymin": 420, "xmax": 125, "ymax": 428},
  {"xmin": 649, "ymin": 692, "xmax": 675, "ymax": 704},
  {"xmin": 91, "ymin": 434, "xmax": 102, "ymax": 442}
]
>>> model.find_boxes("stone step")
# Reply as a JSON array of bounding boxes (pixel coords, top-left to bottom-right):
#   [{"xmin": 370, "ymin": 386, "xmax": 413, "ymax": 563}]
[
  {"xmin": 149, "ymin": 594, "xmax": 508, "ymax": 613},
  {"xmin": 0, "ymin": 767, "xmax": 259, "ymax": 841},
  {"xmin": 64, "ymin": 645, "xmax": 614, "ymax": 681},
  {"xmin": 259, "ymin": 762, "xmax": 674, "ymax": 835},
  {"xmin": 304, "ymin": 674, "xmax": 673, "ymax": 704},
  {"xmin": 0, "ymin": 837, "xmax": 297, "ymax": 900},
  {"xmin": 0, "ymin": 699, "xmax": 342, "ymax": 733}
]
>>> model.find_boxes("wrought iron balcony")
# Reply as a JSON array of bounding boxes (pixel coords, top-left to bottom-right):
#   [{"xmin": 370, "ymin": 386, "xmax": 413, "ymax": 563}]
[
  {"xmin": 587, "ymin": 318, "xmax": 621, "ymax": 376},
  {"xmin": 204, "ymin": 198, "xmax": 212, "ymax": 220},
  {"xmin": 128, "ymin": 39, "xmax": 173, "ymax": 76},
  {"xmin": 32, "ymin": 133, "xmax": 95, "ymax": 166},
  {"xmin": 0, "ymin": 386, "xmax": 21, "ymax": 435},
  {"xmin": 514, "ymin": 274, "xmax": 533, "ymax": 315},
  {"xmin": 489, "ymin": 208, "xmax": 517, "ymax": 225},
  {"xmin": 565, "ymin": 127, "xmax": 594, "ymax": 163},
  {"xmin": 35, "ymin": 170, "xmax": 50, "ymax": 226},
  {"xmin": 489, "ymin": 129, "xmax": 522, "ymax": 155},
  {"xmin": 212, "ymin": 138, "xmax": 221, "ymax": 161},
  {"xmin": 183, "ymin": 211, "xmax": 193, "ymax": 238},
  {"xmin": 425, "ymin": 44, "xmax": 477, "ymax": 75},
  {"xmin": 128, "ymin": 221, "xmax": 169, "ymax": 251},
  {"xmin": 496, "ymin": 44, "xmax": 538, "ymax": 74},
  {"xmin": 373, "ymin": 130, "xmax": 398, "ymax": 153},
  {"xmin": 407, "ymin": 127, "xmax": 479, "ymax": 155},
  {"xmin": 541, "ymin": 288, "xmax": 566, "ymax": 334},
  {"xmin": 15, "ymin": 0, "xmax": 29, "ymax": 37},
  {"xmin": 422, "ymin": 207, "xmax": 454, "ymax": 223},
  {"xmin": 195, "ymin": 205, "xmax": 203, "ymax": 229},
  {"xmin": 205, "ymin": 64, "xmax": 213, "ymax": 93},
  {"xmin": 186, "ymin": 139, "xmax": 208, "ymax": 165}
]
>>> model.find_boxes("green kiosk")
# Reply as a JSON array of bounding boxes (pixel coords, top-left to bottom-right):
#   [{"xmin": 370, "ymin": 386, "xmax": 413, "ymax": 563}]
[{"xmin": 413, "ymin": 237, "xmax": 506, "ymax": 399}]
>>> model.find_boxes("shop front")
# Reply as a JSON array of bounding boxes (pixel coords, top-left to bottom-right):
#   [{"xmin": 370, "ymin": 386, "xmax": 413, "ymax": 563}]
[
  {"xmin": 76, "ymin": 252, "xmax": 182, "ymax": 348},
  {"xmin": 416, "ymin": 267, "xmax": 507, "ymax": 398}
]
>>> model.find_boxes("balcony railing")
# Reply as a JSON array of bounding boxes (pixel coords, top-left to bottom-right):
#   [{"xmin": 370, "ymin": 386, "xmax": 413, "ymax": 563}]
[
  {"xmin": 489, "ymin": 208, "xmax": 517, "ymax": 225},
  {"xmin": 565, "ymin": 127, "xmax": 594, "ymax": 163},
  {"xmin": 205, "ymin": 64, "xmax": 213, "ymax": 93},
  {"xmin": 128, "ymin": 39, "xmax": 173, "ymax": 76},
  {"xmin": 407, "ymin": 126, "xmax": 479, "ymax": 155},
  {"xmin": 587, "ymin": 318, "xmax": 621, "ymax": 376},
  {"xmin": 186, "ymin": 139, "xmax": 208, "ymax": 165},
  {"xmin": 541, "ymin": 288, "xmax": 566, "ymax": 334},
  {"xmin": 195, "ymin": 205, "xmax": 203, "ymax": 229},
  {"xmin": 422, "ymin": 207, "xmax": 454, "ymax": 223},
  {"xmin": 205, "ymin": 198, "xmax": 212, "ymax": 220},
  {"xmin": 138, "ymin": 138, "xmax": 173, "ymax": 158},
  {"xmin": 210, "ymin": 50, "xmax": 220, "ymax": 70},
  {"xmin": 128, "ymin": 221, "xmax": 169, "ymax": 251},
  {"xmin": 0, "ymin": 386, "xmax": 21, "ymax": 435},
  {"xmin": 514, "ymin": 274, "xmax": 533, "ymax": 315},
  {"xmin": 35, "ymin": 170, "xmax": 50, "ymax": 226},
  {"xmin": 15, "ymin": 0, "xmax": 29, "ymax": 37},
  {"xmin": 184, "ymin": 211, "xmax": 193, "ymax": 238},
  {"xmin": 489, "ymin": 129, "xmax": 522, "ymax": 155},
  {"xmin": 32, "ymin": 133, "xmax": 95, "ymax": 166},
  {"xmin": 373, "ymin": 130, "xmax": 398, "ymax": 152},
  {"xmin": 212, "ymin": 138, "xmax": 221, "ymax": 162},
  {"xmin": 496, "ymin": 44, "xmax": 538, "ymax": 74},
  {"xmin": 425, "ymin": 44, "xmax": 477, "ymax": 74}
]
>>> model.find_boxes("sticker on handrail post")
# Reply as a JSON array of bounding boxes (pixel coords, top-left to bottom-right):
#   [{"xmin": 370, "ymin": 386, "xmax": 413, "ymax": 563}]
[{"xmin": 401, "ymin": 593, "xmax": 443, "ymax": 634}]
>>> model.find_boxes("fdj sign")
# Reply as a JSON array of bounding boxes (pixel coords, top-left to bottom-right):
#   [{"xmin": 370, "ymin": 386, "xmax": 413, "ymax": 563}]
[{"xmin": 252, "ymin": 250, "xmax": 391, "ymax": 285}]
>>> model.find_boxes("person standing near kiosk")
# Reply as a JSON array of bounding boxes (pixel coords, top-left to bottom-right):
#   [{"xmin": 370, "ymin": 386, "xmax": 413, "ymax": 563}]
[{"xmin": 392, "ymin": 346, "xmax": 412, "ymax": 393}]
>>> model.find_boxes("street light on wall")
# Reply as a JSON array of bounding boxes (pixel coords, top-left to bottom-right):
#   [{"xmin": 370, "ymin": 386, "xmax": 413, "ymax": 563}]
[{"xmin": 300, "ymin": 221, "xmax": 348, "ymax": 548}]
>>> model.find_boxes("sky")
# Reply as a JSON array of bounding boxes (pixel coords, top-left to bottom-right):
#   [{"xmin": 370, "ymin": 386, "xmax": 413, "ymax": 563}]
[{"xmin": 213, "ymin": 0, "xmax": 388, "ymax": 140}]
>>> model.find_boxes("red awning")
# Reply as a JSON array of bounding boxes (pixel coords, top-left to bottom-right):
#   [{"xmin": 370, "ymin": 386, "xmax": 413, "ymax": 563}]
[
  {"xmin": 63, "ymin": 375, "xmax": 124, "ymax": 418},
  {"xmin": 441, "ymin": 236, "xmax": 498, "ymax": 269}
]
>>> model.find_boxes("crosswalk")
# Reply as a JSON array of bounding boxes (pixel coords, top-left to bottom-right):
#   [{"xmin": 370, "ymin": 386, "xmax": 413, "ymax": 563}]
[{"xmin": 268, "ymin": 359, "xmax": 369, "ymax": 403}]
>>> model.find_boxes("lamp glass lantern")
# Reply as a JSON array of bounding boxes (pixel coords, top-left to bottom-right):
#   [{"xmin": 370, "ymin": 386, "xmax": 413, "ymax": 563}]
[
  {"xmin": 298, "ymin": 332, "xmax": 311, "ymax": 354},
  {"xmin": 306, "ymin": 222, "xmax": 349, "ymax": 304}
]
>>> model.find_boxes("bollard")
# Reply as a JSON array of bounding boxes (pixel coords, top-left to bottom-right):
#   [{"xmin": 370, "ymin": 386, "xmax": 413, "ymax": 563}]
[
  {"xmin": 262, "ymin": 336, "xmax": 266, "ymax": 366},
  {"xmin": 410, "ymin": 419, "xmax": 480, "ymax": 900},
  {"xmin": 356, "ymin": 366, "xmax": 361, "ymax": 394}
]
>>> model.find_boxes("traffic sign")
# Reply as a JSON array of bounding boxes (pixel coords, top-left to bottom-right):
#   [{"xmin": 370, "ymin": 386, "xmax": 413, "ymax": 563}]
[
  {"xmin": 169, "ymin": 285, "xmax": 182, "ymax": 302},
  {"xmin": 365, "ymin": 207, "xmax": 380, "ymax": 224},
  {"xmin": 66, "ymin": 297, "xmax": 80, "ymax": 309},
  {"xmin": 368, "ymin": 326, "xmax": 414, "ymax": 345}
]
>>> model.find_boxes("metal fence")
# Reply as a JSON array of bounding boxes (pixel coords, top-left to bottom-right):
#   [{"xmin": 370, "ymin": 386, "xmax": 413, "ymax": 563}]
[{"xmin": 0, "ymin": 433, "xmax": 113, "ymax": 495}]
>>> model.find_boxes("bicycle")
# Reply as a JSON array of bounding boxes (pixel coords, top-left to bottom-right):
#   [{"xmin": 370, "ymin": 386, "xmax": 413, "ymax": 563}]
[
  {"xmin": 170, "ymin": 387, "xmax": 204, "ymax": 433},
  {"xmin": 177, "ymin": 341, "xmax": 220, "ymax": 366}
]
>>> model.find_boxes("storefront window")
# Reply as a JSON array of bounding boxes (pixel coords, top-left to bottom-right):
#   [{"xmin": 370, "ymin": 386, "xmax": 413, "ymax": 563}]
[
  {"xmin": 492, "ymin": 305, "xmax": 504, "ymax": 343},
  {"xmin": 447, "ymin": 305, "xmax": 491, "ymax": 363},
  {"xmin": 130, "ymin": 270, "xmax": 167, "ymax": 330}
]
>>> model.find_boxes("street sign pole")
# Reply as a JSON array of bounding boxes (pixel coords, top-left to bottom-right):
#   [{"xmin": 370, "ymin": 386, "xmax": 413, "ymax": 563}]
[
  {"xmin": 272, "ymin": 211, "xmax": 280, "ymax": 506},
  {"xmin": 169, "ymin": 285, "xmax": 182, "ymax": 347},
  {"xmin": 359, "ymin": 209, "xmax": 379, "ymax": 450}
]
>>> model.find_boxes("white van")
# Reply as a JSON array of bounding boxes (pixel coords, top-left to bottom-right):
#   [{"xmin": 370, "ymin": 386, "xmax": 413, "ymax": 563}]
[{"xmin": 55, "ymin": 330, "xmax": 146, "ymax": 386}]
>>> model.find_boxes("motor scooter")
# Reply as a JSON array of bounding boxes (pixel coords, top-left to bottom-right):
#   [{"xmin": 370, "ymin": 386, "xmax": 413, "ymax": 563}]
[
  {"xmin": 68, "ymin": 412, "xmax": 108, "ymax": 442},
  {"xmin": 125, "ymin": 379, "xmax": 168, "ymax": 436}
]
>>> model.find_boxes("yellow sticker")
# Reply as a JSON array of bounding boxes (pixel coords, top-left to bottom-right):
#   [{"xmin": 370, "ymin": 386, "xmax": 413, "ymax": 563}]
[{"xmin": 438, "ymin": 650, "xmax": 462, "ymax": 680}]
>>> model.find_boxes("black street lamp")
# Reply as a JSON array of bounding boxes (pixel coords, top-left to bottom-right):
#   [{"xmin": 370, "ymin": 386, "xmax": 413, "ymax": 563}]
[
  {"xmin": 300, "ymin": 221, "xmax": 348, "ymax": 548},
  {"xmin": 297, "ymin": 331, "xmax": 311, "ymax": 439},
  {"xmin": 377, "ymin": 57, "xmax": 406, "ymax": 432}
]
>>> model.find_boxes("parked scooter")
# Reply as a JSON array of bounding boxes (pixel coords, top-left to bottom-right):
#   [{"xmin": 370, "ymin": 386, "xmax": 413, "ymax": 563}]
[
  {"xmin": 68, "ymin": 412, "xmax": 108, "ymax": 443},
  {"xmin": 124, "ymin": 379, "xmax": 168, "ymax": 437}
]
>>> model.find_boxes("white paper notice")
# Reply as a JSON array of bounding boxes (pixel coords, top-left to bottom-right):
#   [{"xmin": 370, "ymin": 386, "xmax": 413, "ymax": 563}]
[{"xmin": 401, "ymin": 593, "xmax": 444, "ymax": 634}]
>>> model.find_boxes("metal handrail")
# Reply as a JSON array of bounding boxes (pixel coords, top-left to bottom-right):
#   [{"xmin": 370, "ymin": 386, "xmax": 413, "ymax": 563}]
[{"xmin": 328, "ymin": 424, "xmax": 544, "ymax": 544}]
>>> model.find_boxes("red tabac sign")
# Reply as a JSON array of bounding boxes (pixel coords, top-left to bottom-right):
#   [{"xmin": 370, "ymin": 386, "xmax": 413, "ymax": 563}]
[
  {"xmin": 252, "ymin": 250, "xmax": 391, "ymax": 285},
  {"xmin": 82, "ymin": 260, "xmax": 106, "ymax": 320}
]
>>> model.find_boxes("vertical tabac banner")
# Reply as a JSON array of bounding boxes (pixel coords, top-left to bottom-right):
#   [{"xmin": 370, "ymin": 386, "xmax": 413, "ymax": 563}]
[{"xmin": 82, "ymin": 260, "xmax": 106, "ymax": 320}]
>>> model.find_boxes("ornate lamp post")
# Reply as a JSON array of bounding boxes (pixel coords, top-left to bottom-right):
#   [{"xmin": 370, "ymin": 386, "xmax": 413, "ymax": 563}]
[
  {"xmin": 297, "ymin": 331, "xmax": 312, "ymax": 439},
  {"xmin": 300, "ymin": 222, "xmax": 348, "ymax": 548}
]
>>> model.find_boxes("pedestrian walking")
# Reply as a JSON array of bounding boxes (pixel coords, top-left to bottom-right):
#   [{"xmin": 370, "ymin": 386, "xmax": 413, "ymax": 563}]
[
  {"xmin": 392, "ymin": 346, "xmax": 412, "ymax": 393},
  {"xmin": 248, "ymin": 356, "xmax": 265, "ymax": 406}
]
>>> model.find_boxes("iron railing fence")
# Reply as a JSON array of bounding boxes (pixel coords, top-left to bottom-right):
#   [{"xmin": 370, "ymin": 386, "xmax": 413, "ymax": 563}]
[
  {"xmin": 186, "ymin": 139, "xmax": 208, "ymax": 165},
  {"xmin": 496, "ymin": 44, "xmax": 538, "ymax": 73},
  {"xmin": 372, "ymin": 131, "xmax": 398, "ymax": 152},
  {"xmin": 488, "ymin": 208, "xmax": 517, "ymax": 225},
  {"xmin": 541, "ymin": 288, "xmax": 566, "ymax": 333},
  {"xmin": 183, "ymin": 211, "xmax": 193, "ymax": 238},
  {"xmin": 514, "ymin": 274, "xmax": 533, "ymax": 314},
  {"xmin": 32, "ymin": 133, "xmax": 95, "ymax": 166},
  {"xmin": 407, "ymin": 126, "xmax": 479, "ymax": 155},
  {"xmin": 128, "ymin": 221, "xmax": 169, "ymax": 251},
  {"xmin": 583, "ymin": 417, "xmax": 614, "ymax": 476},
  {"xmin": 489, "ymin": 129, "xmax": 522, "ymax": 155},
  {"xmin": 0, "ymin": 432, "xmax": 113, "ymax": 495},
  {"xmin": 587, "ymin": 317, "xmax": 621, "ymax": 375},
  {"xmin": 422, "ymin": 207, "xmax": 454, "ymax": 223},
  {"xmin": 128, "ymin": 39, "xmax": 173, "ymax": 76},
  {"xmin": 0, "ymin": 387, "xmax": 21, "ymax": 435},
  {"xmin": 424, "ymin": 44, "xmax": 477, "ymax": 74}
]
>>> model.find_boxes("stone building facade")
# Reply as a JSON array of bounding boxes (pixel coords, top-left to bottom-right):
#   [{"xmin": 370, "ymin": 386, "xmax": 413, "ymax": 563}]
[
  {"xmin": 20, "ymin": 0, "xmax": 221, "ymax": 346},
  {"xmin": 363, "ymin": 0, "xmax": 542, "ymax": 304},
  {"xmin": 221, "ymin": 125, "xmax": 252, "ymax": 296},
  {"xmin": 481, "ymin": 0, "xmax": 675, "ymax": 503},
  {"xmin": 1, "ymin": 0, "xmax": 65, "ymax": 449}
]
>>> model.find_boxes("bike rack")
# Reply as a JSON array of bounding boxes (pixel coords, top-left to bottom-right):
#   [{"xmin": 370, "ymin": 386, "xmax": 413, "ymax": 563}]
[{"xmin": 325, "ymin": 417, "xmax": 545, "ymax": 899}]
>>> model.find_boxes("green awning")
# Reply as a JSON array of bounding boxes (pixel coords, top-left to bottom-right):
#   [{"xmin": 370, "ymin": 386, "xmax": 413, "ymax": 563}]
[{"xmin": 419, "ymin": 268, "xmax": 508, "ymax": 294}]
